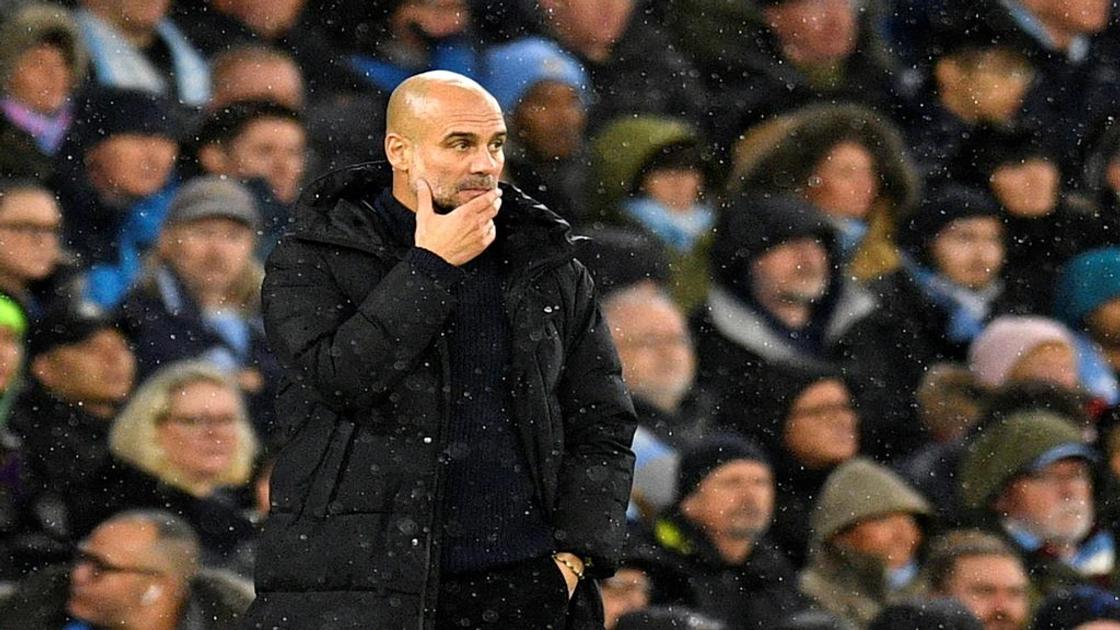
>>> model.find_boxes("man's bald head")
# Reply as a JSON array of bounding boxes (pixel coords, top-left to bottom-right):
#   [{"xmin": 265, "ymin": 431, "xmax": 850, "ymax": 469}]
[{"xmin": 386, "ymin": 71, "xmax": 502, "ymax": 140}]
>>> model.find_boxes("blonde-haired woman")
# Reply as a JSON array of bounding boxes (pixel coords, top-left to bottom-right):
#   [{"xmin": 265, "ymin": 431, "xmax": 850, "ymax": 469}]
[{"xmin": 73, "ymin": 360, "xmax": 259, "ymax": 571}]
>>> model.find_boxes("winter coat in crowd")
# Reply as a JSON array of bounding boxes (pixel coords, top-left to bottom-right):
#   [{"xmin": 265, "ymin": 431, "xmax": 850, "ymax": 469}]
[
  {"xmin": 801, "ymin": 458, "xmax": 932, "ymax": 628},
  {"xmin": 0, "ymin": 563, "xmax": 253, "ymax": 630},
  {"xmin": 728, "ymin": 103, "xmax": 921, "ymax": 283},
  {"xmin": 636, "ymin": 507, "xmax": 809, "ymax": 629},
  {"xmin": 242, "ymin": 163, "xmax": 636, "ymax": 629}
]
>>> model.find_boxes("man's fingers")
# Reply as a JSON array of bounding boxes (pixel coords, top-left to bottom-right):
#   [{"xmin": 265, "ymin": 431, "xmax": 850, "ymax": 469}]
[
  {"xmin": 456, "ymin": 188, "xmax": 502, "ymax": 216},
  {"xmin": 416, "ymin": 179, "xmax": 434, "ymax": 218}
]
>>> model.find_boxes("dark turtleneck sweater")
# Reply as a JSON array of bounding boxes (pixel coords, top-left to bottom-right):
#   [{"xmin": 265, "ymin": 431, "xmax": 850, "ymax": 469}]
[{"xmin": 374, "ymin": 190, "xmax": 553, "ymax": 574}]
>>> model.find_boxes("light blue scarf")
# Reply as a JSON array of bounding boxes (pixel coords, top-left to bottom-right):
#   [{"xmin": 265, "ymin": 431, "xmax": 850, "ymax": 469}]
[{"xmin": 621, "ymin": 197, "xmax": 715, "ymax": 253}]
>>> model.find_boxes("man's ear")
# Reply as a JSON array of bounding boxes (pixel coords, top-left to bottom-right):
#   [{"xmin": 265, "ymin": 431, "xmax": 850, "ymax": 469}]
[
  {"xmin": 385, "ymin": 133, "xmax": 410, "ymax": 173},
  {"xmin": 934, "ymin": 57, "xmax": 960, "ymax": 93},
  {"xmin": 198, "ymin": 144, "xmax": 228, "ymax": 175}
]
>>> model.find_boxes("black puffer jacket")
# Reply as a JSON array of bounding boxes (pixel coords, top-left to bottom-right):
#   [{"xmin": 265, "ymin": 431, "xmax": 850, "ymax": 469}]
[{"xmin": 243, "ymin": 163, "xmax": 636, "ymax": 629}]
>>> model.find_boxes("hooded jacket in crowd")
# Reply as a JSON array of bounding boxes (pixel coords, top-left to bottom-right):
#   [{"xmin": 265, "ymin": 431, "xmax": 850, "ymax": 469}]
[{"xmin": 242, "ymin": 163, "xmax": 636, "ymax": 629}]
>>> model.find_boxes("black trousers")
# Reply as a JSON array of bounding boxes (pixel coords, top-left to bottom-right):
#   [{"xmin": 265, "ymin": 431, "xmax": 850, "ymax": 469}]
[{"xmin": 435, "ymin": 555, "xmax": 571, "ymax": 629}]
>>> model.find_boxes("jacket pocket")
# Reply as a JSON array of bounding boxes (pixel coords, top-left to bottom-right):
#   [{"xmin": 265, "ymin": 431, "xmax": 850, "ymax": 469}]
[{"xmin": 302, "ymin": 416, "xmax": 357, "ymax": 518}]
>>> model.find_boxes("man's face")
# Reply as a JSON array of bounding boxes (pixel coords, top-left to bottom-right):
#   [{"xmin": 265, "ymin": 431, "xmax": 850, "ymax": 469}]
[
  {"xmin": 86, "ymin": 134, "xmax": 178, "ymax": 201},
  {"xmin": 161, "ymin": 217, "xmax": 255, "ymax": 298},
  {"xmin": 643, "ymin": 168, "xmax": 704, "ymax": 213},
  {"xmin": 398, "ymin": 0, "xmax": 470, "ymax": 40},
  {"xmin": 211, "ymin": 58, "xmax": 304, "ymax": 111},
  {"xmin": 833, "ymin": 512, "xmax": 922, "ymax": 569},
  {"xmin": 6, "ymin": 43, "xmax": 72, "ymax": 115},
  {"xmin": 157, "ymin": 379, "xmax": 242, "ymax": 484},
  {"xmin": 806, "ymin": 141, "xmax": 879, "ymax": 220},
  {"xmin": 750, "ymin": 236, "xmax": 831, "ymax": 307},
  {"xmin": 1026, "ymin": 0, "xmax": 1110, "ymax": 36},
  {"xmin": 930, "ymin": 216, "xmax": 1005, "ymax": 290},
  {"xmin": 399, "ymin": 86, "xmax": 507, "ymax": 210},
  {"xmin": 541, "ymin": 0, "xmax": 633, "ymax": 57},
  {"xmin": 0, "ymin": 326, "xmax": 22, "ymax": 393},
  {"xmin": 85, "ymin": 0, "xmax": 170, "ymax": 33},
  {"xmin": 216, "ymin": 0, "xmax": 306, "ymax": 38},
  {"xmin": 945, "ymin": 50, "xmax": 1034, "ymax": 124},
  {"xmin": 608, "ymin": 296, "xmax": 695, "ymax": 409},
  {"xmin": 998, "ymin": 458, "xmax": 1095, "ymax": 546},
  {"xmin": 1007, "ymin": 341, "xmax": 1079, "ymax": 391},
  {"xmin": 1088, "ymin": 298, "xmax": 1120, "ymax": 348},
  {"xmin": 223, "ymin": 117, "xmax": 307, "ymax": 204},
  {"xmin": 943, "ymin": 554, "xmax": 1030, "ymax": 630},
  {"xmin": 37, "ymin": 329, "xmax": 136, "ymax": 405},
  {"xmin": 683, "ymin": 460, "xmax": 774, "ymax": 543},
  {"xmin": 67, "ymin": 520, "xmax": 165, "ymax": 626},
  {"xmin": 0, "ymin": 188, "xmax": 62, "ymax": 285},
  {"xmin": 784, "ymin": 378, "xmax": 859, "ymax": 469},
  {"xmin": 765, "ymin": 0, "xmax": 857, "ymax": 65},
  {"xmin": 990, "ymin": 158, "xmax": 1060, "ymax": 218},
  {"xmin": 513, "ymin": 81, "xmax": 586, "ymax": 161}
]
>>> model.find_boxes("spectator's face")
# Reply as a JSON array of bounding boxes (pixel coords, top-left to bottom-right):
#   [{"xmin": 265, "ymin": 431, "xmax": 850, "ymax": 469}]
[
  {"xmin": 67, "ymin": 520, "xmax": 165, "ymax": 626},
  {"xmin": 0, "ymin": 188, "xmax": 62, "ymax": 285},
  {"xmin": 1026, "ymin": 0, "xmax": 1110, "ymax": 36},
  {"xmin": 513, "ymin": 81, "xmax": 586, "ymax": 161},
  {"xmin": 764, "ymin": 0, "xmax": 857, "ymax": 65},
  {"xmin": 211, "ymin": 58, "xmax": 305, "ymax": 111},
  {"xmin": 161, "ymin": 217, "xmax": 255, "ymax": 298},
  {"xmin": 5, "ymin": 43, "xmax": 72, "ymax": 114},
  {"xmin": 938, "ymin": 50, "xmax": 1034, "ymax": 125},
  {"xmin": 601, "ymin": 567, "xmax": 651, "ymax": 630},
  {"xmin": 783, "ymin": 378, "xmax": 859, "ymax": 468},
  {"xmin": 990, "ymin": 158, "xmax": 1060, "ymax": 218},
  {"xmin": 806, "ymin": 141, "xmax": 880, "ymax": 220},
  {"xmin": 1077, "ymin": 622, "xmax": 1120, "ymax": 630},
  {"xmin": 608, "ymin": 296, "xmax": 695, "ymax": 409},
  {"xmin": 217, "ymin": 0, "xmax": 306, "ymax": 38},
  {"xmin": 0, "ymin": 325, "xmax": 22, "ymax": 392},
  {"xmin": 682, "ymin": 459, "xmax": 775, "ymax": 542},
  {"xmin": 643, "ymin": 168, "xmax": 704, "ymax": 213},
  {"xmin": 1087, "ymin": 298, "xmax": 1120, "ymax": 348},
  {"xmin": 86, "ymin": 0, "xmax": 170, "ymax": 33},
  {"xmin": 398, "ymin": 0, "xmax": 470, "ymax": 39},
  {"xmin": 396, "ymin": 86, "xmax": 506, "ymax": 210},
  {"xmin": 86, "ymin": 134, "xmax": 178, "ymax": 201},
  {"xmin": 157, "ymin": 379, "xmax": 242, "ymax": 486},
  {"xmin": 222, "ymin": 117, "xmax": 307, "ymax": 204},
  {"xmin": 942, "ymin": 554, "xmax": 1029, "ymax": 630},
  {"xmin": 35, "ymin": 329, "xmax": 136, "ymax": 405},
  {"xmin": 833, "ymin": 512, "xmax": 922, "ymax": 569},
  {"xmin": 997, "ymin": 458, "xmax": 1095, "ymax": 546},
  {"xmin": 541, "ymin": 0, "xmax": 633, "ymax": 58},
  {"xmin": 1007, "ymin": 341, "xmax": 1078, "ymax": 391},
  {"xmin": 930, "ymin": 216, "xmax": 1005, "ymax": 290},
  {"xmin": 750, "ymin": 236, "xmax": 831, "ymax": 308}
]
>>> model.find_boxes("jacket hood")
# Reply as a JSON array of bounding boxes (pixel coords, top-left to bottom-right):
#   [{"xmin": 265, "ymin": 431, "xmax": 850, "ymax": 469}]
[
  {"xmin": 730, "ymin": 103, "xmax": 920, "ymax": 222},
  {"xmin": 292, "ymin": 161, "xmax": 577, "ymax": 264},
  {"xmin": 0, "ymin": 3, "xmax": 88, "ymax": 97},
  {"xmin": 590, "ymin": 115, "xmax": 700, "ymax": 214},
  {"xmin": 810, "ymin": 457, "xmax": 931, "ymax": 547}
]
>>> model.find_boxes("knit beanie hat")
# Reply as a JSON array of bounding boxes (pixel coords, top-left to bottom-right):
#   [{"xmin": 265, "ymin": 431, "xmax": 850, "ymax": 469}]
[
  {"xmin": 483, "ymin": 36, "xmax": 589, "ymax": 115},
  {"xmin": 1053, "ymin": 247, "xmax": 1120, "ymax": 329},
  {"xmin": 677, "ymin": 433, "xmax": 770, "ymax": 501},
  {"xmin": 67, "ymin": 87, "xmax": 178, "ymax": 155},
  {"xmin": 958, "ymin": 410, "xmax": 1092, "ymax": 511},
  {"xmin": 1032, "ymin": 586, "xmax": 1120, "ymax": 629},
  {"xmin": 869, "ymin": 599, "xmax": 982, "ymax": 630},
  {"xmin": 810, "ymin": 457, "xmax": 931, "ymax": 547},
  {"xmin": 901, "ymin": 184, "xmax": 1002, "ymax": 266},
  {"xmin": 573, "ymin": 225, "xmax": 671, "ymax": 297},
  {"xmin": 968, "ymin": 316, "xmax": 1076, "ymax": 388},
  {"xmin": 950, "ymin": 126, "xmax": 1054, "ymax": 186}
]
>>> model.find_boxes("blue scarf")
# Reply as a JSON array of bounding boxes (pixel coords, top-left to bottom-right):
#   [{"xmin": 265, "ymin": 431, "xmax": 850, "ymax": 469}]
[
  {"xmin": 621, "ymin": 197, "xmax": 715, "ymax": 253},
  {"xmin": 911, "ymin": 264, "xmax": 1002, "ymax": 344}
]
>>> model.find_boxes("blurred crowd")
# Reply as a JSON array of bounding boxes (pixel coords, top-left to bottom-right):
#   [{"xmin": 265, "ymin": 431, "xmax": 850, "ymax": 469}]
[{"xmin": 0, "ymin": 0, "xmax": 1119, "ymax": 628}]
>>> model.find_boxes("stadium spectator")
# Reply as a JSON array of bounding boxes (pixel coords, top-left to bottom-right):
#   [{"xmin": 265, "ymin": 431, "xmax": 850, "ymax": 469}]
[
  {"xmin": 208, "ymin": 45, "xmax": 304, "ymax": 111},
  {"xmin": 924, "ymin": 530, "xmax": 1030, "ymax": 630}
]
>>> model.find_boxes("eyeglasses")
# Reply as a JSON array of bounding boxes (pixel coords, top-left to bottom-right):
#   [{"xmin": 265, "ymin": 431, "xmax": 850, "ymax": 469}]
[
  {"xmin": 161, "ymin": 413, "xmax": 238, "ymax": 429},
  {"xmin": 0, "ymin": 222, "xmax": 61, "ymax": 238},
  {"xmin": 72, "ymin": 549, "xmax": 163, "ymax": 580}
]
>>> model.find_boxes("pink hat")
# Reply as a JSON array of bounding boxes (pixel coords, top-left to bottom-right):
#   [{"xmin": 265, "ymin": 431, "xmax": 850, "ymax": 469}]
[{"xmin": 968, "ymin": 316, "xmax": 1076, "ymax": 388}]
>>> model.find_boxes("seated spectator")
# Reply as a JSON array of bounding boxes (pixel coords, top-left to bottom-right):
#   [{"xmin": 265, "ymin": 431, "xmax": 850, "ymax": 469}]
[
  {"xmin": 801, "ymin": 458, "xmax": 932, "ymax": 627},
  {"xmin": 0, "ymin": 180, "xmax": 67, "ymax": 317},
  {"xmin": 345, "ymin": 0, "xmax": 480, "ymax": 93},
  {"xmin": 52, "ymin": 87, "xmax": 179, "ymax": 272},
  {"xmin": 0, "ymin": 2, "xmax": 86, "ymax": 181},
  {"xmin": 869, "ymin": 598, "xmax": 983, "ymax": 630},
  {"xmin": 75, "ymin": 0, "xmax": 209, "ymax": 106},
  {"xmin": 118, "ymin": 176, "xmax": 279, "ymax": 436},
  {"xmin": 484, "ymin": 36, "xmax": 590, "ymax": 225},
  {"xmin": 950, "ymin": 127, "xmax": 1105, "ymax": 314},
  {"xmin": 592, "ymin": 115, "xmax": 714, "ymax": 311},
  {"xmin": 969, "ymin": 316, "xmax": 1081, "ymax": 394},
  {"xmin": 9, "ymin": 300, "xmax": 136, "ymax": 515},
  {"xmin": 73, "ymin": 361, "xmax": 259, "ymax": 568},
  {"xmin": 208, "ymin": 45, "xmax": 305, "ymax": 111},
  {"xmin": 535, "ymin": 0, "xmax": 708, "ymax": 130},
  {"xmin": 604, "ymin": 284, "xmax": 707, "ymax": 519},
  {"xmin": 0, "ymin": 508, "xmax": 253, "ymax": 629},
  {"xmin": 615, "ymin": 606, "xmax": 727, "ymax": 630},
  {"xmin": 1032, "ymin": 585, "xmax": 1120, "ymax": 629},
  {"xmin": 958, "ymin": 409, "xmax": 1115, "ymax": 594},
  {"xmin": 1054, "ymin": 247, "xmax": 1120, "ymax": 406},
  {"xmin": 924, "ymin": 530, "xmax": 1030, "ymax": 630},
  {"xmin": 639, "ymin": 434, "xmax": 808, "ymax": 629},
  {"xmin": 730, "ymin": 103, "xmax": 920, "ymax": 283},
  {"xmin": 185, "ymin": 101, "xmax": 307, "ymax": 253}
]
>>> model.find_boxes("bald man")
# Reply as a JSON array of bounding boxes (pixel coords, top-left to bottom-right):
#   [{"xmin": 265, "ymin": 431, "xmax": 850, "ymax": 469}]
[{"xmin": 243, "ymin": 71, "xmax": 637, "ymax": 629}]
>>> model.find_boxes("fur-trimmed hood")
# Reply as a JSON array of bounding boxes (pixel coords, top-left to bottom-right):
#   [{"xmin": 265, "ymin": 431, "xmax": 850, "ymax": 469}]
[{"xmin": 0, "ymin": 3, "xmax": 88, "ymax": 95}]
